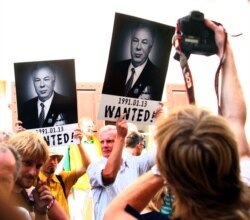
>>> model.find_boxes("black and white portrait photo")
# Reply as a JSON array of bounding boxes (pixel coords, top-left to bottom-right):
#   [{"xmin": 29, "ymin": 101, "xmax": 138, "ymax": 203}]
[
  {"xmin": 102, "ymin": 13, "xmax": 175, "ymax": 101},
  {"xmin": 98, "ymin": 13, "xmax": 174, "ymax": 125},
  {"xmin": 14, "ymin": 59, "xmax": 78, "ymax": 130}
]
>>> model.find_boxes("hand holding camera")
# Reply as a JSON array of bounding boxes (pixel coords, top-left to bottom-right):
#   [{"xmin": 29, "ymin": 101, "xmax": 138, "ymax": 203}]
[
  {"xmin": 173, "ymin": 10, "xmax": 224, "ymax": 60},
  {"xmin": 172, "ymin": 11, "xmax": 228, "ymax": 108}
]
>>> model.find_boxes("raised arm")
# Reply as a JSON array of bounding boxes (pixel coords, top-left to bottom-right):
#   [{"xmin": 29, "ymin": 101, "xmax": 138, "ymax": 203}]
[
  {"xmin": 73, "ymin": 128, "xmax": 91, "ymax": 178},
  {"xmin": 104, "ymin": 170, "xmax": 165, "ymax": 220},
  {"xmin": 205, "ymin": 19, "xmax": 250, "ymax": 157},
  {"xmin": 14, "ymin": 120, "xmax": 25, "ymax": 133},
  {"xmin": 102, "ymin": 115, "xmax": 128, "ymax": 184},
  {"xmin": 220, "ymin": 44, "xmax": 249, "ymax": 157}
]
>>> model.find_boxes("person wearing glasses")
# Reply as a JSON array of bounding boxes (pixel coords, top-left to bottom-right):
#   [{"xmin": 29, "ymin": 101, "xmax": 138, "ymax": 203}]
[
  {"xmin": 86, "ymin": 115, "xmax": 155, "ymax": 220},
  {"xmin": 124, "ymin": 131, "xmax": 146, "ymax": 156}
]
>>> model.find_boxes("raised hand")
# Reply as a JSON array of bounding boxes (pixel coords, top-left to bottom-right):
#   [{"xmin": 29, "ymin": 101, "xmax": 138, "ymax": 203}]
[{"xmin": 116, "ymin": 114, "xmax": 128, "ymax": 139}]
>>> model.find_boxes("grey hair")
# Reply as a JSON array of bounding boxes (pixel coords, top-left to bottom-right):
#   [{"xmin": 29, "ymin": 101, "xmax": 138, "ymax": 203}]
[
  {"xmin": 126, "ymin": 131, "xmax": 144, "ymax": 149},
  {"xmin": 99, "ymin": 125, "xmax": 117, "ymax": 135},
  {"xmin": 0, "ymin": 143, "xmax": 21, "ymax": 180}
]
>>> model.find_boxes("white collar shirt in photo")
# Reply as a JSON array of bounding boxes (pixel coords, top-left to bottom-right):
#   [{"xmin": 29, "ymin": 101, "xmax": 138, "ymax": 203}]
[
  {"xmin": 126, "ymin": 60, "xmax": 148, "ymax": 87},
  {"xmin": 37, "ymin": 92, "xmax": 54, "ymax": 118}
]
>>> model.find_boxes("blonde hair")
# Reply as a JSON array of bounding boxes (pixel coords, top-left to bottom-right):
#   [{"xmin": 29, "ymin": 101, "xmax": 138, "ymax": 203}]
[
  {"xmin": 155, "ymin": 105, "xmax": 250, "ymax": 220},
  {"xmin": 99, "ymin": 125, "xmax": 117, "ymax": 135},
  {"xmin": 9, "ymin": 130, "xmax": 49, "ymax": 163},
  {"xmin": 147, "ymin": 186, "xmax": 168, "ymax": 212}
]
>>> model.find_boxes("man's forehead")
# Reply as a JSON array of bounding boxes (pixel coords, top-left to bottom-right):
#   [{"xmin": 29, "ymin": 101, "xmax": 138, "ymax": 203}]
[
  {"xmin": 22, "ymin": 156, "xmax": 43, "ymax": 163},
  {"xmin": 100, "ymin": 131, "xmax": 116, "ymax": 139},
  {"xmin": 34, "ymin": 67, "xmax": 54, "ymax": 78}
]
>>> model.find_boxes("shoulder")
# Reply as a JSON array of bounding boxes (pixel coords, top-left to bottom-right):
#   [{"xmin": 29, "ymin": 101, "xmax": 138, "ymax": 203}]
[
  {"xmin": 113, "ymin": 59, "xmax": 131, "ymax": 69},
  {"xmin": 145, "ymin": 59, "xmax": 160, "ymax": 73},
  {"xmin": 92, "ymin": 136, "xmax": 101, "ymax": 145},
  {"xmin": 87, "ymin": 157, "xmax": 106, "ymax": 172},
  {"xmin": 52, "ymin": 92, "xmax": 74, "ymax": 107},
  {"xmin": 89, "ymin": 157, "xmax": 106, "ymax": 167},
  {"xmin": 16, "ymin": 206, "xmax": 31, "ymax": 220},
  {"xmin": 136, "ymin": 150, "xmax": 155, "ymax": 163},
  {"xmin": 53, "ymin": 92, "xmax": 70, "ymax": 101},
  {"xmin": 22, "ymin": 97, "xmax": 38, "ymax": 107},
  {"xmin": 59, "ymin": 170, "xmax": 76, "ymax": 179}
]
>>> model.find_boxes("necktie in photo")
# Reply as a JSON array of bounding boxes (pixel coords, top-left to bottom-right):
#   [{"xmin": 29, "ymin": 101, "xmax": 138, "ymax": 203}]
[
  {"xmin": 124, "ymin": 67, "xmax": 135, "ymax": 95},
  {"xmin": 39, "ymin": 102, "xmax": 45, "ymax": 127}
]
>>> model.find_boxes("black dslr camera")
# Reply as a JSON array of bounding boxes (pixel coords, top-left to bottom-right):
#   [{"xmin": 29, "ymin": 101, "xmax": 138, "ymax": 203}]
[{"xmin": 175, "ymin": 10, "xmax": 219, "ymax": 59}]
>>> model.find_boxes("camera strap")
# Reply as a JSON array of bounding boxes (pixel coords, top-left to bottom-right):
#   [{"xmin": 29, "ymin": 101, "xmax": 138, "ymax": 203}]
[
  {"xmin": 174, "ymin": 25, "xmax": 228, "ymax": 114},
  {"xmin": 178, "ymin": 52, "xmax": 196, "ymax": 104}
]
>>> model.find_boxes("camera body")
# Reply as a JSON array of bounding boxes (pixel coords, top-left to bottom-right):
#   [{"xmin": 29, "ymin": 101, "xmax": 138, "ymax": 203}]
[{"xmin": 177, "ymin": 10, "xmax": 218, "ymax": 57}]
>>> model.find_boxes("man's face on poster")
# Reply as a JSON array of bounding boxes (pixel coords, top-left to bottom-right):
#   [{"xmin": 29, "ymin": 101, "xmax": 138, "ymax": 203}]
[
  {"xmin": 32, "ymin": 67, "xmax": 56, "ymax": 102},
  {"xmin": 130, "ymin": 27, "xmax": 153, "ymax": 67}
]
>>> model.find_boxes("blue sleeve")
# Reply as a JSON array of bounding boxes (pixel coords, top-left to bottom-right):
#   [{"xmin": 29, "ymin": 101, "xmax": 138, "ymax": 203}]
[
  {"xmin": 136, "ymin": 147, "xmax": 156, "ymax": 175},
  {"xmin": 87, "ymin": 159, "xmax": 107, "ymax": 188}
]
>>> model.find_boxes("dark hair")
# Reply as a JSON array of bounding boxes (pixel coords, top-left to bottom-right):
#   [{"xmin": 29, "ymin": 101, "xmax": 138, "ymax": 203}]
[
  {"xmin": 131, "ymin": 20, "xmax": 156, "ymax": 44},
  {"xmin": 30, "ymin": 62, "xmax": 57, "ymax": 80},
  {"xmin": 126, "ymin": 131, "xmax": 144, "ymax": 149}
]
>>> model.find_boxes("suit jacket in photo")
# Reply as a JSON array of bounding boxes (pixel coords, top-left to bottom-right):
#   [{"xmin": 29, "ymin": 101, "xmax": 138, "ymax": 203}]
[
  {"xmin": 19, "ymin": 92, "xmax": 77, "ymax": 129},
  {"xmin": 102, "ymin": 59, "xmax": 166, "ymax": 101}
]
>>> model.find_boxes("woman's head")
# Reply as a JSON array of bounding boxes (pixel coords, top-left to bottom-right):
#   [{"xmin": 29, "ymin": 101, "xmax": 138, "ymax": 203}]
[{"xmin": 155, "ymin": 105, "xmax": 244, "ymax": 217}]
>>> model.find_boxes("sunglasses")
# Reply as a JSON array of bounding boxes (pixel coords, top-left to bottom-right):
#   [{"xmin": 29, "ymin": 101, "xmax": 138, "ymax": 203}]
[{"xmin": 140, "ymin": 142, "xmax": 146, "ymax": 148}]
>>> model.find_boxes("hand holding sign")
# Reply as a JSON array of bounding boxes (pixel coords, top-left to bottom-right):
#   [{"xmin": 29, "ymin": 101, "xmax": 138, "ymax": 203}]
[
  {"xmin": 73, "ymin": 128, "xmax": 83, "ymax": 142},
  {"xmin": 98, "ymin": 13, "xmax": 175, "ymax": 125},
  {"xmin": 116, "ymin": 113, "xmax": 128, "ymax": 139}
]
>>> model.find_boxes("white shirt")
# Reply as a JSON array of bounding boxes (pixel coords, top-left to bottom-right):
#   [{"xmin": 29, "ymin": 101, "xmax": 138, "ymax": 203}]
[
  {"xmin": 240, "ymin": 157, "xmax": 250, "ymax": 186},
  {"xmin": 37, "ymin": 92, "xmax": 54, "ymax": 118},
  {"xmin": 126, "ymin": 61, "xmax": 147, "ymax": 87},
  {"xmin": 87, "ymin": 148, "xmax": 156, "ymax": 220}
]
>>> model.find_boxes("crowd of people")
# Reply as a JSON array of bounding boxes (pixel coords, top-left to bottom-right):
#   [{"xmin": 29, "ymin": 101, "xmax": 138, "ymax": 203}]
[{"xmin": 1, "ymin": 17, "xmax": 250, "ymax": 220}]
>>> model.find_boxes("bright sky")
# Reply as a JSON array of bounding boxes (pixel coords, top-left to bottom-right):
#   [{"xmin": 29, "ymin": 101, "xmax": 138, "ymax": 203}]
[{"xmin": 0, "ymin": 0, "xmax": 249, "ymax": 138}]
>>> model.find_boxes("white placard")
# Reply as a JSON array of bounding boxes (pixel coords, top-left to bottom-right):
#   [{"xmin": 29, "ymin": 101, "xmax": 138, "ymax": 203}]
[
  {"xmin": 30, "ymin": 123, "xmax": 80, "ymax": 147},
  {"xmin": 98, "ymin": 94, "xmax": 161, "ymax": 125}
]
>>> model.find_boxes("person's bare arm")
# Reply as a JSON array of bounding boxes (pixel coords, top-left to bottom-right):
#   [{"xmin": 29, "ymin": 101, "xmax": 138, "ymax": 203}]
[
  {"xmin": 14, "ymin": 120, "xmax": 25, "ymax": 133},
  {"xmin": 31, "ymin": 179, "xmax": 69, "ymax": 220},
  {"xmin": 102, "ymin": 114, "xmax": 128, "ymax": 184},
  {"xmin": 47, "ymin": 200, "xmax": 69, "ymax": 220},
  {"xmin": 73, "ymin": 128, "xmax": 91, "ymax": 178},
  {"xmin": 205, "ymin": 20, "xmax": 250, "ymax": 157},
  {"xmin": 104, "ymin": 170, "xmax": 165, "ymax": 220},
  {"xmin": 220, "ymin": 45, "xmax": 249, "ymax": 157}
]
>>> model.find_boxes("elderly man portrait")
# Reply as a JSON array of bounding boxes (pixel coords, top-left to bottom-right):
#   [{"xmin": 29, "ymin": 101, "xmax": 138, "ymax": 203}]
[
  {"xmin": 102, "ymin": 14, "xmax": 174, "ymax": 101},
  {"xmin": 15, "ymin": 60, "xmax": 77, "ymax": 129}
]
